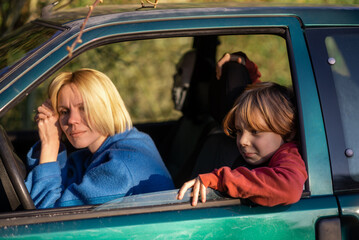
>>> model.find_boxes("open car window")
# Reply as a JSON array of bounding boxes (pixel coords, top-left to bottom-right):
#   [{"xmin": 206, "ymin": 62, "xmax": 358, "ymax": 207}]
[
  {"xmin": 0, "ymin": 32, "xmax": 295, "ymax": 214},
  {"xmin": 1, "ymin": 34, "xmax": 291, "ymax": 131}
]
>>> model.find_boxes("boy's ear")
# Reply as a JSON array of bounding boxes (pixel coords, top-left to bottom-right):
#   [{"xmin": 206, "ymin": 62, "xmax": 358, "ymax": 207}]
[{"xmin": 285, "ymin": 130, "xmax": 297, "ymax": 142}]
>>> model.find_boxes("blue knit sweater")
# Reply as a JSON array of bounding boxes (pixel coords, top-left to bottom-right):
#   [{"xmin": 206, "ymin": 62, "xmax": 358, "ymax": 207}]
[{"xmin": 25, "ymin": 128, "xmax": 174, "ymax": 209}]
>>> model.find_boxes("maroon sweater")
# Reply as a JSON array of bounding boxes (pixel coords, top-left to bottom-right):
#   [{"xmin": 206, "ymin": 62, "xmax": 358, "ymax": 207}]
[{"xmin": 199, "ymin": 142, "xmax": 308, "ymax": 207}]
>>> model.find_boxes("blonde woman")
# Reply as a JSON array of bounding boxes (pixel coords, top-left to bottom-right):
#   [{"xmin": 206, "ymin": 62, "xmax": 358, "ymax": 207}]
[
  {"xmin": 26, "ymin": 68, "xmax": 174, "ymax": 209},
  {"xmin": 177, "ymin": 82, "xmax": 307, "ymax": 207}
]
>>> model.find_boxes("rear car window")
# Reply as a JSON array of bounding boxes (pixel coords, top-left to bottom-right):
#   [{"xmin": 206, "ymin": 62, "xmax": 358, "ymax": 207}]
[{"xmin": 325, "ymin": 33, "xmax": 359, "ymax": 182}]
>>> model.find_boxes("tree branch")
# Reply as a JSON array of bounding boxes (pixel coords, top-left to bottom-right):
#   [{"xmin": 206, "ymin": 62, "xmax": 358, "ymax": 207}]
[{"xmin": 66, "ymin": 0, "xmax": 103, "ymax": 58}]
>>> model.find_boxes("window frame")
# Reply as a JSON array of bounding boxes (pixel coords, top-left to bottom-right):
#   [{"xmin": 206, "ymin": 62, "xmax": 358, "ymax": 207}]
[{"xmin": 305, "ymin": 27, "xmax": 359, "ymax": 193}]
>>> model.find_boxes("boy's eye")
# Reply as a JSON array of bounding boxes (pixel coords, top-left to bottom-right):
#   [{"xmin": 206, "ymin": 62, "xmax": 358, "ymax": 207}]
[
  {"xmin": 251, "ymin": 130, "xmax": 263, "ymax": 135},
  {"xmin": 234, "ymin": 129, "xmax": 242, "ymax": 135}
]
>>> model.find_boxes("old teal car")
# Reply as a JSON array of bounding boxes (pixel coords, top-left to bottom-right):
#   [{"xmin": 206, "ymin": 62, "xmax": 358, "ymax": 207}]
[{"xmin": 0, "ymin": 2, "xmax": 359, "ymax": 239}]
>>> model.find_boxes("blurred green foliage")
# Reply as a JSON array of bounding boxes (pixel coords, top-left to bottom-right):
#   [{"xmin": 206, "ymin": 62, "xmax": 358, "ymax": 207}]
[
  {"xmin": 59, "ymin": 38, "xmax": 193, "ymax": 123},
  {"xmin": 217, "ymin": 35, "xmax": 290, "ymax": 86},
  {"xmin": 0, "ymin": 32, "xmax": 290, "ymax": 131}
]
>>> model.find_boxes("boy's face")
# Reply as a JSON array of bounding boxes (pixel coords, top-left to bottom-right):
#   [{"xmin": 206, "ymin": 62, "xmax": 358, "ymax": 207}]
[{"xmin": 235, "ymin": 111, "xmax": 284, "ymax": 165}]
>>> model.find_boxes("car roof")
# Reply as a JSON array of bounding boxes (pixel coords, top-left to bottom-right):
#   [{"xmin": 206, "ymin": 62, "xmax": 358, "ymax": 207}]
[{"xmin": 43, "ymin": 3, "xmax": 359, "ymax": 27}]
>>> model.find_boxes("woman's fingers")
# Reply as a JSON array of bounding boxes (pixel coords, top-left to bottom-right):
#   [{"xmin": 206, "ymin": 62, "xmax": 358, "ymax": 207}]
[
  {"xmin": 37, "ymin": 105, "xmax": 53, "ymax": 117},
  {"xmin": 35, "ymin": 99, "xmax": 61, "ymax": 144},
  {"xmin": 38, "ymin": 100, "xmax": 55, "ymax": 114},
  {"xmin": 35, "ymin": 112, "xmax": 49, "ymax": 121},
  {"xmin": 34, "ymin": 99, "xmax": 58, "ymax": 122}
]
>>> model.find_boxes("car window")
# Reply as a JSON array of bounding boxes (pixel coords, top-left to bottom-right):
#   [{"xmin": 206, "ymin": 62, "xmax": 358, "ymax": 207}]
[
  {"xmin": 0, "ymin": 35, "xmax": 291, "ymax": 130},
  {"xmin": 217, "ymin": 34, "xmax": 291, "ymax": 87},
  {"xmin": 58, "ymin": 37, "xmax": 192, "ymax": 124},
  {"xmin": 325, "ymin": 33, "xmax": 359, "ymax": 182},
  {"xmin": 0, "ymin": 32, "xmax": 295, "ymax": 212},
  {"xmin": 0, "ymin": 22, "xmax": 63, "ymax": 78}
]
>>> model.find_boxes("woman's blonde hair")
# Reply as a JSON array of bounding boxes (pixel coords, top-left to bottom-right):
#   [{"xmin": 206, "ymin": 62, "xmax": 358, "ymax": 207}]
[
  {"xmin": 223, "ymin": 82, "xmax": 296, "ymax": 142},
  {"xmin": 48, "ymin": 68, "xmax": 132, "ymax": 136}
]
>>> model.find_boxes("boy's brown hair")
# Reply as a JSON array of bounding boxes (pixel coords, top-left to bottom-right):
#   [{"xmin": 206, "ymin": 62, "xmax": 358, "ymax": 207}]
[{"xmin": 223, "ymin": 82, "xmax": 296, "ymax": 142}]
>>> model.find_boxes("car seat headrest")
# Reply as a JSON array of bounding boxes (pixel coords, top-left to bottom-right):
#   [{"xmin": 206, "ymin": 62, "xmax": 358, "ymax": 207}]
[
  {"xmin": 172, "ymin": 50, "xmax": 216, "ymax": 117},
  {"xmin": 210, "ymin": 61, "xmax": 251, "ymax": 124},
  {"xmin": 172, "ymin": 50, "xmax": 197, "ymax": 111}
]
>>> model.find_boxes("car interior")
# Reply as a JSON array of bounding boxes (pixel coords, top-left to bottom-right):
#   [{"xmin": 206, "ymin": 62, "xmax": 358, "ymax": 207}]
[{"xmin": 0, "ymin": 33, "xmax": 298, "ymax": 213}]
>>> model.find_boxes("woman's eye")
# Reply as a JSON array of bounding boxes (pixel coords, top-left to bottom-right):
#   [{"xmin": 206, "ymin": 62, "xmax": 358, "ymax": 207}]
[{"xmin": 59, "ymin": 110, "xmax": 68, "ymax": 115}]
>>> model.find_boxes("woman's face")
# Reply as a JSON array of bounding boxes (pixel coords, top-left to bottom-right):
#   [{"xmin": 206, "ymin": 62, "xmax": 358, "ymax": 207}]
[
  {"xmin": 57, "ymin": 83, "xmax": 107, "ymax": 153},
  {"xmin": 235, "ymin": 110, "xmax": 284, "ymax": 165}
]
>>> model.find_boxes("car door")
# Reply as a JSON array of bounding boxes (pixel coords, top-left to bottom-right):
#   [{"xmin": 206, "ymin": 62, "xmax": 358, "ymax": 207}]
[
  {"xmin": 0, "ymin": 10, "xmax": 339, "ymax": 239},
  {"xmin": 307, "ymin": 27, "xmax": 359, "ymax": 239}
]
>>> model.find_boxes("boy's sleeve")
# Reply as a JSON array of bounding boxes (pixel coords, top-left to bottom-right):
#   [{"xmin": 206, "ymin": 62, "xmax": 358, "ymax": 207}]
[{"xmin": 199, "ymin": 145, "xmax": 308, "ymax": 206}]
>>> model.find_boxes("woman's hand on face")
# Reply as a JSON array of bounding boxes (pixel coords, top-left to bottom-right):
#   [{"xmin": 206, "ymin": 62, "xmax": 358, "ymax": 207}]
[
  {"xmin": 176, "ymin": 177, "xmax": 207, "ymax": 206},
  {"xmin": 36, "ymin": 100, "xmax": 61, "ymax": 142},
  {"xmin": 35, "ymin": 100, "xmax": 61, "ymax": 164}
]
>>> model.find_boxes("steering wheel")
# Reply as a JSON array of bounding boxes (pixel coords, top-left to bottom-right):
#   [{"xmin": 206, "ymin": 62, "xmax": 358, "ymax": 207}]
[{"xmin": 0, "ymin": 125, "xmax": 35, "ymax": 210}]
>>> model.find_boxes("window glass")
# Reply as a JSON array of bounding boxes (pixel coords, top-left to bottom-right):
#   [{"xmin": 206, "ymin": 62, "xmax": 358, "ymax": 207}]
[
  {"xmin": 325, "ymin": 34, "xmax": 359, "ymax": 181},
  {"xmin": 59, "ymin": 37, "xmax": 192, "ymax": 124},
  {"xmin": 0, "ymin": 37, "xmax": 192, "ymax": 130},
  {"xmin": 0, "ymin": 34, "xmax": 291, "ymax": 130},
  {"xmin": 0, "ymin": 33, "xmax": 294, "ymax": 211},
  {"xmin": 0, "ymin": 23, "xmax": 61, "ymax": 77},
  {"xmin": 218, "ymin": 35, "xmax": 291, "ymax": 86}
]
